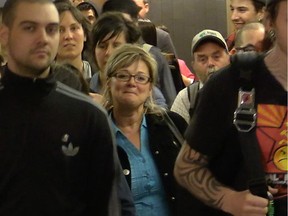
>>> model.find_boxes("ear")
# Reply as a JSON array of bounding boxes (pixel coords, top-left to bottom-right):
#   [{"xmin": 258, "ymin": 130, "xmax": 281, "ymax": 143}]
[
  {"xmin": 144, "ymin": 3, "xmax": 149, "ymax": 13},
  {"xmin": 229, "ymin": 48, "xmax": 237, "ymax": 55},
  {"xmin": 0, "ymin": 24, "xmax": 9, "ymax": 47},
  {"xmin": 257, "ymin": 7, "xmax": 265, "ymax": 22}
]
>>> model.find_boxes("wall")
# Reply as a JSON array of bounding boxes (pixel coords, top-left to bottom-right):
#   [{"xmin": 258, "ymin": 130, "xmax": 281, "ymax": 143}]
[{"xmin": 148, "ymin": 0, "xmax": 228, "ymax": 70}]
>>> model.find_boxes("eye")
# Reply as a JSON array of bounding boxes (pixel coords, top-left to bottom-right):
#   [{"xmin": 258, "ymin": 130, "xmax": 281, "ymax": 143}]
[
  {"xmin": 46, "ymin": 24, "xmax": 59, "ymax": 35},
  {"xmin": 97, "ymin": 43, "xmax": 107, "ymax": 49},
  {"xmin": 116, "ymin": 73, "xmax": 129, "ymax": 80},
  {"xmin": 23, "ymin": 25, "xmax": 35, "ymax": 32}
]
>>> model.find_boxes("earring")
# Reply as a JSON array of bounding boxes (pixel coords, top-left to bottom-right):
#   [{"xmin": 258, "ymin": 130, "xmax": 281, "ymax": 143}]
[{"xmin": 268, "ymin": 29, "xmax": 276, "ymax": 41}]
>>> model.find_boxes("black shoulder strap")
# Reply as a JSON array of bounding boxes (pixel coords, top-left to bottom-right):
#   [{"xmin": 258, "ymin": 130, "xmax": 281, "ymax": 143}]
[
  {"xmin": 164, "ymin": 113, "xmax": 184, "ymax": 147},
  {"xmin": 187, "ymin": 82, "xmax": 200, "ymax": 119},
  {"xmin": 232, "ymin": 52, "xmax": 268, "ymax": 199}
]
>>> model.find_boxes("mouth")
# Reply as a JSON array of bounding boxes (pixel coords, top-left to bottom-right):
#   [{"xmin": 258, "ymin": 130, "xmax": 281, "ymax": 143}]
[
  {"xmin": 63, "ymin": 43, "xmax": 75, "ymax": 48},
  {"xmin": 233, "ymin": 22, "xmax": 244, "ymax": 29}
]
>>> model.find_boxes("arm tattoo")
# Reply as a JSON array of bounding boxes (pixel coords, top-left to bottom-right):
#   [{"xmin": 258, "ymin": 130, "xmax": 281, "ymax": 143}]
[{"xmin": 175, "ymin": 144, "xmax": 226, "ymax": 209}]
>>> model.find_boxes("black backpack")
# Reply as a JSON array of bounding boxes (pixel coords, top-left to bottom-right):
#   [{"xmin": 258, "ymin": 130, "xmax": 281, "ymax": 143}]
[{"xmin": 187, "ymin": 81, "xmax": 200, "ymax": 119}]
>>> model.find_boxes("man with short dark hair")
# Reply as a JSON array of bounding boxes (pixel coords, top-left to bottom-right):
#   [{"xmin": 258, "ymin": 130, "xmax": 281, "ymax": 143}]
[
  {"xmin": 0, "ymin": 0, "xmax": 117, "ymax": 215},
  {"xmin": 174, "ymin": 0, "xmax": 287, "ymax": 215},
  {"xmin": 77, "ymin": 1, "xmax": 99, "ymax": 24}
]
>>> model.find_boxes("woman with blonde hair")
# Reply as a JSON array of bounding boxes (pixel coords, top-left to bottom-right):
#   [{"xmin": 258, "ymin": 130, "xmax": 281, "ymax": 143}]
[{"xmin": 102, "ymin": 43, "xmax": 188, "ymax": 216}]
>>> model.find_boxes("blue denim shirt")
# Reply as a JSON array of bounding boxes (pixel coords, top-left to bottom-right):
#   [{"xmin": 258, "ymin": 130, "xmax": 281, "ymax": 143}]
[{"xmin": 110, "ymin": 115, "xmax": 171, "ymax": 216}]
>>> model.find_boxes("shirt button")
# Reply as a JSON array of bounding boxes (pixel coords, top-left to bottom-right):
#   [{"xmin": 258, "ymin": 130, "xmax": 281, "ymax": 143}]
[
  {"xmin": 123, "ymin": 169, "xmax": 130, "ymax": 176},
  {"xmin": 163, "ymin": 172, "xmax": 168, "ymax": 177},
  {"xmin": 173, "ymin": 141, "xmax": 177, "ymax": 145},
  {"xmin": 155, "ymin": 150, "xmax": 159, "ymax": 154},
  {"xmin": 171, "ymin": 197, "xmax": 176, "ymax": 201}
]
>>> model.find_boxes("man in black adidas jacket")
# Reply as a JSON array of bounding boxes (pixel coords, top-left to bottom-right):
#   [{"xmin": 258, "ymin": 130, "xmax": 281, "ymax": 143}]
[{"xmin": 0, "ymin": 0, "xmax": 117, "ymax": 215}]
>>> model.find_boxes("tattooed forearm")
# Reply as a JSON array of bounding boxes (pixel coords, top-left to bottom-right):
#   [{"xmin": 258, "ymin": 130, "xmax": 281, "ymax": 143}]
[{"xmin": 174, "ymin": 143, "xmax": 228, "ymax": 210}]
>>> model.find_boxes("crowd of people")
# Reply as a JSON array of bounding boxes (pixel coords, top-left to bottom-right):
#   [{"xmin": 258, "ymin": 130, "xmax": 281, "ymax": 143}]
[{"xmin": 0, "ymin": 0, "xmax": 286, "ymax": 215}]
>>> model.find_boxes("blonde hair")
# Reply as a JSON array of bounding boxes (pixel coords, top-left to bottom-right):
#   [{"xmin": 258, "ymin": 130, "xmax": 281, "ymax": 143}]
[{"xmin": 102, "ymin": 44, "xmax": 165, "ymax": 116}]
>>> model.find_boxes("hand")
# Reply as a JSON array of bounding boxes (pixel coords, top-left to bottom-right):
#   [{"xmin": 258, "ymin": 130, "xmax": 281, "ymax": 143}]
[
  {"xmin": 222, "ymin": 190, "xmax": 269, "ymax": 216},
  {"xmin": 89, "ymin": 93, "xmax": 103, "ymax": 104}
]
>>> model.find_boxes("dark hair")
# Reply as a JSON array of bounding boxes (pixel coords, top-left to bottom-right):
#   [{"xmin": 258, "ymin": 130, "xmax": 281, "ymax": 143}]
[
  {"xmin": 138, "ymin": 20, "xmax": 157, "ymax": 47},
  {"xmin": 252, "ymin": 0, "xmax": 266, "ymax": 13},
  {"xmin": 2, "ymin": 0, "xmax": 53, "ymax": 27},
  {"xmin": 77, "ymin": 1, "xmax": 99, "ymax": 18},
  {"xmin": 102, "ymin": 0, "xmax": 141, "ymax": 20},
  {"xmin": 266, "ymin": 0, "xmax": 284, "ymax": 22},
  {"xmin": 53, "ymin": 63, "xmax": 90, "ymax": 94},
  {"xmin": 90, "ymin": 12, "xmax": 141, "ymax": 68}
]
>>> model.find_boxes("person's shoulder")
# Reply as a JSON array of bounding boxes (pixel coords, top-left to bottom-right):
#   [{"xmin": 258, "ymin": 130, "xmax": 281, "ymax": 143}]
[{"xmin": 55, "ymin": 81, "xmax": 107, "ymax": 114}]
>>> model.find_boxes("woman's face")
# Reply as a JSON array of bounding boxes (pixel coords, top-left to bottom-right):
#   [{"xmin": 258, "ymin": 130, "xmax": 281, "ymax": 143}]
[
  {"xmin": 274, "ymin": 1, "xmax": 287, "ymax": 54},
  {"xmin": 95, "ymin": 32, "xmax": 127, "ymax": 72},
  {"xmin": 109, "ymin": 60, "xmax": 152, "ymax": 109},
  {"xmin": 57, "ymin": 11, "xmax": 86, "ymax": 60},
  {"xmin": 230, "ymin": 0, "xmax": 263, "ymax": 30}
]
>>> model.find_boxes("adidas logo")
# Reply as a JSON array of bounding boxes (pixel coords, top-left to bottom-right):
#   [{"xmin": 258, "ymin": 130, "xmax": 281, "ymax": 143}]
[{"xmin": 61, "ymin": 134, "xmax": 79, "ymax": 157}]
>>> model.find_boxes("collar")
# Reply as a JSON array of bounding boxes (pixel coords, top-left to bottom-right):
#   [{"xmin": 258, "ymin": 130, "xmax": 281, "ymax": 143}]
[
  {"xmin": 109, "ymin": 112, "xmax": 147, "ymax": 134},
  {"xmin": 1, "ymin": 66, "xmax": 56, "ymax": 96}
]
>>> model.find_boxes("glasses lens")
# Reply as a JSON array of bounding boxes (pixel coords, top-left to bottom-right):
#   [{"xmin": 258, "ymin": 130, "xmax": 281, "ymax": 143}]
[{"xmin": 135, "ymin": 75, "xmax": 149, "ymax": 83}]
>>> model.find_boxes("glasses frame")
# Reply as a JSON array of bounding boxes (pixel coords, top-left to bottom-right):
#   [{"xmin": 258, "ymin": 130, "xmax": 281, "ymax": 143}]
[{"xmin": 113, "ymin": 71, "xmax": 151, "ymax": 84}]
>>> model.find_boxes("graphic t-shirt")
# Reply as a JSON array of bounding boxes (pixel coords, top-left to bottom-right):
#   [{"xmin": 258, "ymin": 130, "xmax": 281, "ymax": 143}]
[
  {"xmin": 185, "ymin": 54, "xmax": 287, "ymax": 216},
  {"xmin": 257, "ymin": 104, "xmax": 287, "ymax": 199}
]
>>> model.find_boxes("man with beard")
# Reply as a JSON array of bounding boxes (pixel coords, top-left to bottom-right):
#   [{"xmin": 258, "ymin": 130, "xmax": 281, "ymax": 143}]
[
  {"xmin": 171, "ymin": 29, "xmax": 230, "ymax": 123},
  {"xmin": 0, "ymin": 0, "xmax": 117, "ymax": 215}
]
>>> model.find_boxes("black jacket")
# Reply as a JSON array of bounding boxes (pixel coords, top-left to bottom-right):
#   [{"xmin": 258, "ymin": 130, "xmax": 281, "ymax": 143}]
[
  {"xmin": 0, "ymin": 67, "xmax": 116, "ymax": 216},
  {"xmin": 117, "ymin": 111, "xmax": 188, "ymax": 215}
]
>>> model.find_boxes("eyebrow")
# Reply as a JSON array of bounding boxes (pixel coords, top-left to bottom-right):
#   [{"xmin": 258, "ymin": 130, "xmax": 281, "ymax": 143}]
[{"xmin": 19, "ymin": 20, "xmax": 59, "ymax": 27}]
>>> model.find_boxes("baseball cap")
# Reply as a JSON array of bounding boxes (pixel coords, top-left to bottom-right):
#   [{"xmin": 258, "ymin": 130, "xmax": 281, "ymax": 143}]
[{"xmin": 191, "ymin": 29, "xmax": 228, "ymax": 54}]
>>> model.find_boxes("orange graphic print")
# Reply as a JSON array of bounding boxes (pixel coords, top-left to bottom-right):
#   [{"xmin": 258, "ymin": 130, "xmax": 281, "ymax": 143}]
[{"xmin": 256, "ymin": 104, "xmax": 287, "ymax": 198}]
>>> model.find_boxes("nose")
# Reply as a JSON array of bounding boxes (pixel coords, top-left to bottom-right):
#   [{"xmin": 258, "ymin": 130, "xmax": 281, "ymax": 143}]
[
  {"xmin": 63, "ymin": 29, "xmax": 73, "ymax": 40},
  {"xmin": 105, "ymin": 45, "xmax": 115, "ymax": 57},
  {"xmin": 207, "ymin": 57, "xmax": 215, "ymax": 68},
  {"xmin": 231, "ymin": 10, "xmax": 239, "ymax": 21},
  {"xmin": 37, "ymin": 28, "xmax": 49, "ymax": 44}
]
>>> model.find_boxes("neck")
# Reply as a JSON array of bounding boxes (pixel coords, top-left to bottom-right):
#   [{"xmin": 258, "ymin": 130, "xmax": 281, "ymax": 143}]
[
  {"xmin": 112, "ymin": 105, "xmax": 144, "ymax": 129},
  {"xmin": 264, "ymin": 44, "xmax": 287, "ymax": 90},
  {"xmin": 7, "ymin": 61, "xmax": 50, "ymax": 79}
]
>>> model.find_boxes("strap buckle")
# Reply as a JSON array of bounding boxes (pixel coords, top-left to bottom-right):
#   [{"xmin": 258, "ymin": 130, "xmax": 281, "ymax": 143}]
[{"xmin": 233, "ymin": 88, "xmax": 256, "ymax": 132}]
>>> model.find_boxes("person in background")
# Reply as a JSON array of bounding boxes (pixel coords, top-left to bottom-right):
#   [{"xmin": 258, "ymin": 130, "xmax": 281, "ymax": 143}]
[
  {"xmin": 70, "ymin": 0, "xmax": 84, "ymax": 6},
  {"xmin": 55, "ymin": 2, "xmax": 93, "ymax": 81},
  {"xmin": 89, "ymin": 11, "xmax": 171, "ymax": 108},
  {"xmin": 230, "ymin": 22, "xmax": 266, "ymax": 54},
  {"xmin": 53, "ymin": 63, "xmax": 90, "ymax": 94},
  {"xmin": 157, "ymin": 24, "xmax": 195, "ymax": 86},
  {"xmin": 174, "ymin": 0, "xmax": 287, "ymax": 215},
  {"xmin": 102, "ymin": 43, "xmax": 188, "ymax": 216},
  {"xmin": 0, "ymin": 0, "xmax": 117, "ymax": 215},
  {"xmin": 77, "ymin": 1, "xmax": 99, "ymax": 25},
  {"xmin": 101, "ymin": 0, "xmax": 177, "ymax": 108},
  {"xmin": 226, "ymin": 0, "xmax": 266, "ymax": 51},
  {"xmin": 133, "ymin": 0, "xmax": 178, "ymax": 55},
  {"xmin": 171, "ymin": 30, "xmax": 230, "ymax": 123}
]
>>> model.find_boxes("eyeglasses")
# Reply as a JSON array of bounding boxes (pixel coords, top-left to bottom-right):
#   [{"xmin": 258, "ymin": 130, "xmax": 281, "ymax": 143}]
[
  {"xmin": 114, "ymin": 71, "xmax": 151, "ymax": 84},
  {"xmin": 235, "ymin": 44, "xmax": 257, "ymax": 53}
]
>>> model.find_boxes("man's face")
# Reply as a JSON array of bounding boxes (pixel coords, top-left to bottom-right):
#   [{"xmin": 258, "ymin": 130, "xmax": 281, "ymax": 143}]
[
  {"xmin": 192, "ymin": 42, "xmax": 230, "ymax": 84},
  {"xmin": 0, "ymin": 2, "xmax": 60, "ymax": 78},
  {"xmin": 71, "ymin": 0, "xmax": 84, "ymax": 7},
  {"xmin": 133, "ymin": 0, "xmax": 149, "ymax": 19},
  {"xmin": 81, "ymin": 9, "xmax": 97, "ymax": 25},
  {"xmin": 230, "ymin": 0, "xmax": 263, "ymax": 30},
  {"xmin": 238, "ymin": 28, "xmax": 265, "ymax": 52}
]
